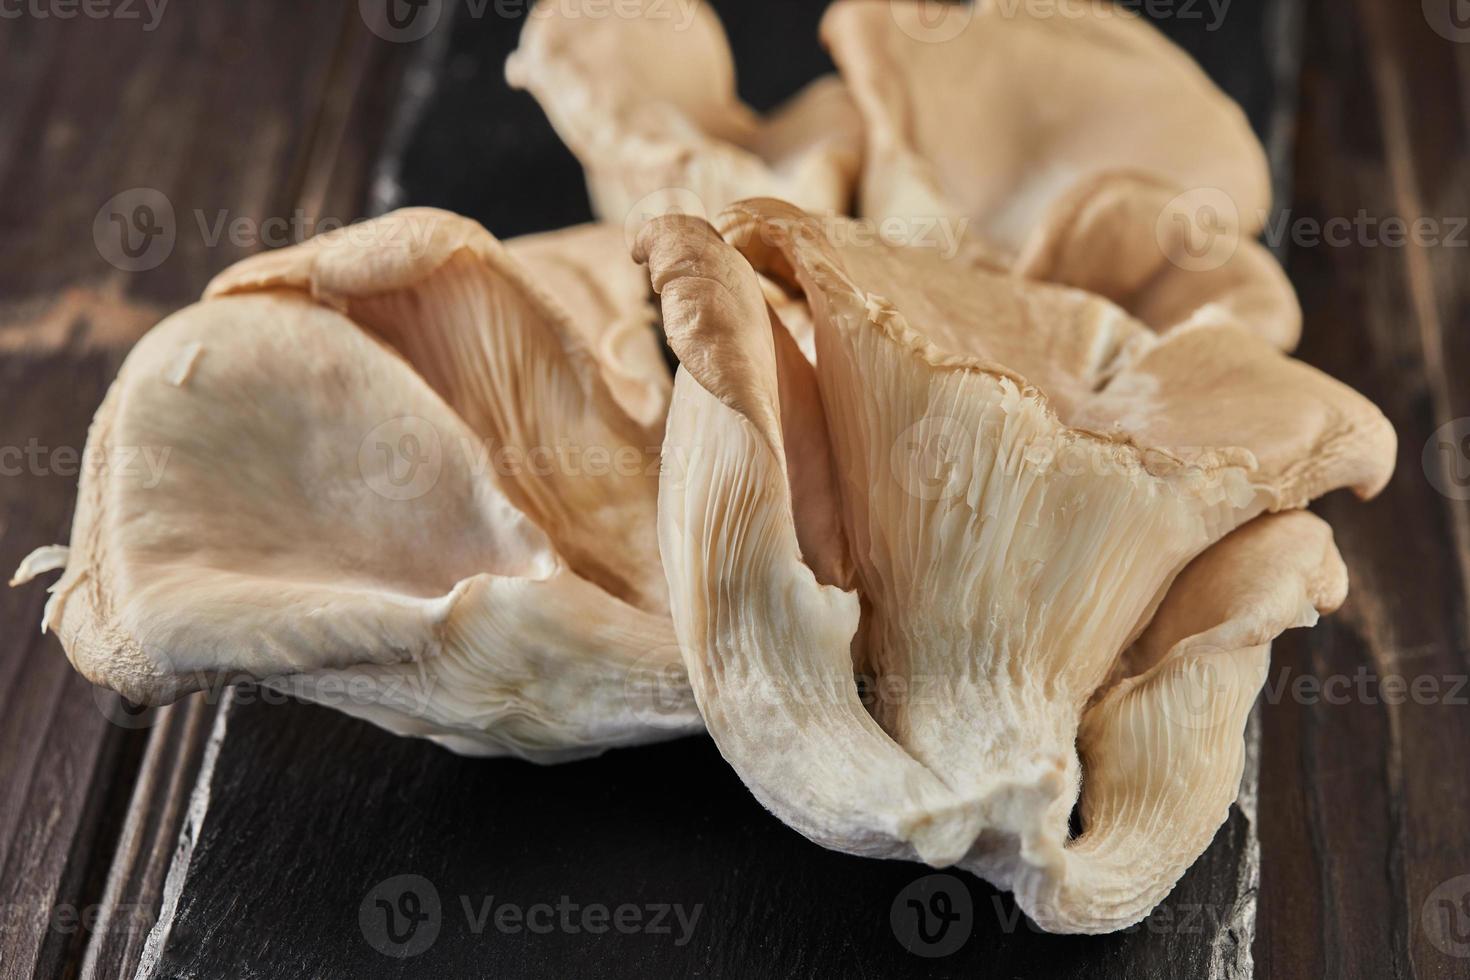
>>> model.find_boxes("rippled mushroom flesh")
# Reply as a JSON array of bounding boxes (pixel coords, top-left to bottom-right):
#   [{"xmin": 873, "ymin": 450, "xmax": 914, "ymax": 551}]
[
  {"xmin": 638, "ymin": 199, "xmax": 1393, "ymax": 931},
  {"xmin": 507, "ymin": 0, "xmax": 863, "ymax": 230},
  {"xmin": 821, "ymin": 0, "xmax": 1300, "ymax": 348},
  {"xmin": 14, "ymin": 209, "xmax": 700, "ymax": 761}
]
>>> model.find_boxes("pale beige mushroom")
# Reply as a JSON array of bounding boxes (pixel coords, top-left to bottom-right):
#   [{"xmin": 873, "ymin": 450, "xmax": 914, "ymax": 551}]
[
  {"xmin": 207, "ymin": 209, "xmax": 669, "ymax": 614},
  {"xmin": 15, "ymin": 209, "xmax": 699, "ymax": 761},
  {"xmin": 506, "ymin": 0, "xmax": 862, "ymax": 230},
  {"xmin": 1015, "ymin": 171, "xmax": 1301, "ymax": 350},
  {"xmin": 821, "ymin": 0, "xmax": 1297, "ymax": 346},
  {"xmin": 504, "ymin": 222, "xmax": 672, "ymax": 430},
  {"xmin": 638, "ymin": 200, "xmax": 1393, "ymax": 931}
]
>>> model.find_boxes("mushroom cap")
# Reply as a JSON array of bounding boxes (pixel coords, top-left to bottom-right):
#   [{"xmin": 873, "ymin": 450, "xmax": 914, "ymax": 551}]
[
  {"xmin": 208, "ymin": 208, "xmax": 670, "ymax": 613},
  {"xmin": 1016, "ymin": 171, "xmax": 1303, "ymax": 349},
  {"xmin": 638, "ymin": 199, "xmax": 1393, "ymax": 930},
  {"xmin": 507, "ymin": 0, "xmax": 862, "ymax": 228},
  {"xmin": 21, "ymin": 209, "xmax": 700, "ymax": 761},
  {"xmin": 820, "ymin": 0, "xmax": 1296, "ymax": 347},
  {"xmin": 504, "ymin": 222, "xmax": 673, "ymax": 429},
  {"xmin": 821, "ymin": 0, "xmax": 1271, "ymax": 251}
]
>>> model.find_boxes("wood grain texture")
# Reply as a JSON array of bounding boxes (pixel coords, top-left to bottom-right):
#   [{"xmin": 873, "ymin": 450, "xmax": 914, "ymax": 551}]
[
  {"xmin": 0, "ymin": 346, "xmax": 138, "ymax": 980},
  {"xmin": 1255, "ymin": 0, "xmax": 1470, "ymax": 978},
  {"xmin": 0, "ymin": 5, "xmax": 410, "ymax": 978}
]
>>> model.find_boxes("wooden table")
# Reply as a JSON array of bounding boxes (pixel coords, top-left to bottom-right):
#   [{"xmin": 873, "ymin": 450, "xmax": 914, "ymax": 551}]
[{"xmin": 1, "ymin": 1, "xmax": 1466, "ymax": 977}]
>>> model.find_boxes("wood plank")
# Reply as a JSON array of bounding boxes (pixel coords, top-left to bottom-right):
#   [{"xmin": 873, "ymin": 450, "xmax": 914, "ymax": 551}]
[
  {"xmin": 1255, "ymin": 0, "xmax": 1470, "ymax": 977},
  {"xmin": 74, "ymin": 697, "xmax": 214, "ymax": 980},
  {"xmin": 0, "ymin": 5, "xmax": 410, "ymax": 978},
  {"xmin": 142, "ymin": 3, "xmax": 1304, "ymax": 978}
]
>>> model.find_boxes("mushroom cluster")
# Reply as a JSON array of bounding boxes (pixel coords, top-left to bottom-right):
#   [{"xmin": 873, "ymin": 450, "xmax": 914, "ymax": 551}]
[{"xmin": 18, "ymin": 0, "xmax": 1395, "ymax": 934}]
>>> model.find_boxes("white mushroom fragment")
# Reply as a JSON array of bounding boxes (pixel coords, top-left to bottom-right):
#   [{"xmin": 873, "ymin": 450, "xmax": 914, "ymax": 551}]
[
  {"xmin": 507, "ymin": 0, "xmax": 862, "ymax": 228},
  {"xmin": 16, "ymin": 209, "xmax": 700, "ymax": 761},
  {"xmin": 638, "ymin": 200, "xmax": 1394, "ymax": 931},
  {"xmin": 821, "ymin": 0, "xmax": 1299, "ymax": 347}
]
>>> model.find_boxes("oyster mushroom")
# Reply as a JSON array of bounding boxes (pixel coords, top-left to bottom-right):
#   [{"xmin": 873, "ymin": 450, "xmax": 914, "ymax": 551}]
[
  {"xmin": 637, "ymin": 200, "xmax": 1393, "ymax": 931},
  {"xmin": 502, "ymin": 221, "xmax": 673, "ymax": 430},
  {"xmin": 821, "ymin": 0, "xmax": 1299, "ymax": 346},
  {"xmin": 506, "ymin": 0, "xmax": 862, "ymax": 229},
  {"xmin": 1015, "ymin": 171, "xmax": 1301, "ymax": 349},
  {"xmin": 15, "ymin": 209, "xmax": 700, "ymax": 761}
]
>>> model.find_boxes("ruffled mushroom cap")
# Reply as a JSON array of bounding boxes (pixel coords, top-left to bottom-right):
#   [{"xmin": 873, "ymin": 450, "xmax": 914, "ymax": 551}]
[
  {"xmin": 1016, "ymin": 171, "xmax": 1302, "ymax": 349},
  {"xmin": 506, "ymin": 0, "xmax": 862, "ymax": 227},
  {"xmin": 821, "ymin": 0, "xmax": 1296, "ymax": 346},
  {"xmin": 15, "ymin": 209, "xmax": 699, "ymax": 761},
  {"xmin": 637, "ymin": 199, "xmax": 1393, "ymax": 930},
  {"xmin": 822, "ymin": 0, "xmax": 1269, "ymax": 249},
  {"xmin": 502, "ymin": 222, "xmax": 673, "ymax": 429}
]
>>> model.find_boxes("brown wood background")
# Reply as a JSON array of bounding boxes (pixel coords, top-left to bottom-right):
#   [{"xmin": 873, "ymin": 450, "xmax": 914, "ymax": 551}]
[
  {"xmin": 0, "ymin": 6, "xmax": 409, "ymax": 977},
  {"xmin": 0, "ymin": 0, "xmax": 1467, "ymax": 977}
]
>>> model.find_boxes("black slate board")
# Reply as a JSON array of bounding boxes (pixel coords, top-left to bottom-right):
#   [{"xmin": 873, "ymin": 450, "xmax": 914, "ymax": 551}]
[
  {"xmin": 143, "ymin": 2, "xmax": 1299, "ymax": 977},
  {"xmin": 146, "ymin": 696, "xmax": 1256, "ymax": 979}
]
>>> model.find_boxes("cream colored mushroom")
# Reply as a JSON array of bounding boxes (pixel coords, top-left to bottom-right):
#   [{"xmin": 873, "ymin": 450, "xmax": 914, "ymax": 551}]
[
  {"xmin": 638, "ymin": 200, "xmax": 1393, "ymax": 931},
  {"xmin": 821, "ymin": 0, "xmax": 1299, "ymax": 346},
  {"xmin": 15, "ymin": 209, "xmax": 699, "ymax": 761},
  {"xmin": 503, "ymin": 222, "xmax": 673, "ymax": 430},
  {"xmin": 506, "ymin": 0, "xmax": 862, "ymax": 230}
]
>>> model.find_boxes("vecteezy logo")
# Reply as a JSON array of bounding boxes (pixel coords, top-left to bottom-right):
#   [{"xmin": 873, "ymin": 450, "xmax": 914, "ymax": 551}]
[
  {"xmin": 360, "ymin": 0, "xmax": 444, "ymax": 43},
  {"xmin": 622, "ymin": 645, "xmax": 692, "ymax": 728},
  {"xmin": 890, "ymin": 873, "xmax": 973, "ymax": 957},
  {"xmin": 1423, "ymin": 875, "xmax": 1470, "ymax": 958},
  {"xmin": 92, "ymin": 688, "xmax": 159, "ymax": 730},
  {"xmin": 1424, "ymin": 0, "xmax": 1470, "ymax": 42},
  {"xmin": 622, "ymin": 188, "xmax": 709, "ymax": 253},
  {"xmin": 358, "ymin": 416, "xmax": 444, "ymax": 501},
  {"xmin": 1424, "ymin": 418, "xmax": 1470, "ymax": 500},
  {"xmin": 1155, "ymin": 647, "xmax": 1236, "ymax": 732},
  {"xmin": 890, "ymin": 0, "xmax": 974, "ymax": 44},
  {"xmin": 93, "ymin": 188, "xmax": 176, "ymax": 272},
  {"xmin": 1155, "ymin": 187, "xmax": 1241, "ymax": 273},
  {"xmin": 360, "ymin": 874, "xmax": 442, "ymax": 958},
  {"xmin": 889, "ymin": 416, "xmax": 975, "ymax": 502}
]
